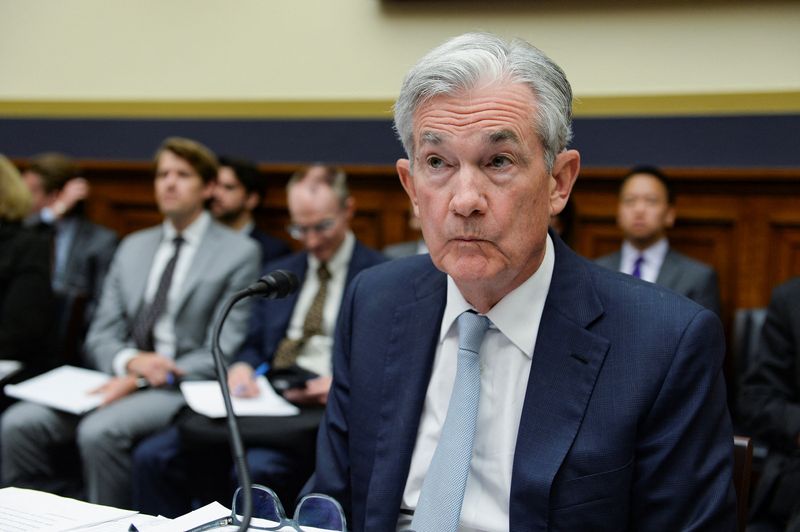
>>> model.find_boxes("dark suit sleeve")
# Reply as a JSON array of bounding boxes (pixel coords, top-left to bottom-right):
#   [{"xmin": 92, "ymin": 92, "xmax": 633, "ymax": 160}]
[
  {"xmin": 235, "ymin": 297, "xmax": 270, "ymax": 369},
  {"xmin": 632, "ymin": 308, "xmax": 736, "ymax": 530},
  {"xmin": 740, "ymin": 282, "xmax": 800, "ymax": 450}
]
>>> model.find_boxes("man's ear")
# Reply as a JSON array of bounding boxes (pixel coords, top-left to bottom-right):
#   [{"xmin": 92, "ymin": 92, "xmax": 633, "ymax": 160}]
[
  {"xmin": 245, "ymin": 192, "xmax": 261, "ymax": 212},
  {"xmin": 203, "ymin": 179, "xmax": 216, "ymax": 200},
  {"xmin": 343, "ymin": 196, "xmax": 356, "ymax": 221},
  {"xmin": 397, "ymin": 158, "xmax": 419, "ymax": 218},
  {"xmin": 665, "ymin": 205, "xmax": 677, "ymax": 228},
  {"xmin": 549, "ymin": 149, "xmax": 580, "ymax": 216}
]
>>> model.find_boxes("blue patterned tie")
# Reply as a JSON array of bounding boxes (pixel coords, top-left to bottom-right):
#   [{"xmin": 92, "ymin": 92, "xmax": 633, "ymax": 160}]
[{"xmin": 411, "ymin": 311, "xmax": 490, "ymax": 532}]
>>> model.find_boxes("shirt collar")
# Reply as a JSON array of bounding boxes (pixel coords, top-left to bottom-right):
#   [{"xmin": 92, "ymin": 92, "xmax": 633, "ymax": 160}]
[
  {"xmin": 440, "ymin": 234, "xmax": 555, "ymax": 358},
  {"xmin": 622, "ymin": 237, "xmax": 669, "ymax": 266},
  {"xmin": 162, "ymin": 210, "xmax": 211, "ymax": 246},
  {"xmin": 307, "ymin": 230, "xmax": 355, "ymax": 276}
]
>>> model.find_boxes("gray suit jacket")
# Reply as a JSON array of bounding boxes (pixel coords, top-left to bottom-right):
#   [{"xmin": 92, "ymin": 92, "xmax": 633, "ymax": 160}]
[
  {"xmin": 596, "ymin": 247, "xmax": 721, "ymax": 316},
  {"xmin": 383, "ymin": 239, "xmax": 425, "ymax": 260},
  {"xmin": 84, "ymin": 218, "xmax": 260, "ymax": 379}
]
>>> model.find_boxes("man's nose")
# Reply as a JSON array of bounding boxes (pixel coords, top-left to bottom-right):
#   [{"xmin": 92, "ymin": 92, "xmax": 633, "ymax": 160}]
[{"xmin": 449, "ymin": 166, "xmax": 487, "ymax": 217}]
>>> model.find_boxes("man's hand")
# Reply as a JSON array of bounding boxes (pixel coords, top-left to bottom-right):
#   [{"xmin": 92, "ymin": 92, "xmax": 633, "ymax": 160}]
[
  {"xmin": 283, "ymin": 376, "xmax": 332, "ymax": 406},
  {"xmin": 127, "ymin": 353, "xmax": 182, "ymax": 387},
  {"xmin": 52, "ymin": 177, "xmax": 89, "ymax": 219},
  {"xmin": 92, "ymin": 375, "xmax": 138, "ymax": 406},
  {"xmin": 228, "ymin": 362, "xmax": 260, "ymax": 398}
]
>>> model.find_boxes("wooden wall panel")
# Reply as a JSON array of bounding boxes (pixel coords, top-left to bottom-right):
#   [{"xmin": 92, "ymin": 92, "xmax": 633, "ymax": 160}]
[{"xmin": 20, "ymin": 159, "xmax": 800, "ymax": 319}]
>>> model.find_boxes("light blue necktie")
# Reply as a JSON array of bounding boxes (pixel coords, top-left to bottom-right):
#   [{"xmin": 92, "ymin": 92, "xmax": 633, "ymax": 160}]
[{"xmin": 410, "ymin": 311, "xmax": 490, "ymax": 532}]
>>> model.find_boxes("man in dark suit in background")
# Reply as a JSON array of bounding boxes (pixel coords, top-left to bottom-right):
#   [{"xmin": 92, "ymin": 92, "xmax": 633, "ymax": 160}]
[
  {"xmin": 740, "ymin": 276, "xmax": 800, "ymax": 531},
  {"xmin": 21, "ymin": 152, "xmax": 118, "ymax": 329},
  {"xmin": 131, "ymin": 164, "xmax": 386, "ymax": 517},
  {"xmin": 595, "ymin": 165, "xmax": 721, "ymax": 315},
  {"xmin": 210, "ymin": 155, "xmax": 291, "ymax": 267},
  {"xmin": 312, "ymin": 32, "xmax": 735, "ymax": 531}
]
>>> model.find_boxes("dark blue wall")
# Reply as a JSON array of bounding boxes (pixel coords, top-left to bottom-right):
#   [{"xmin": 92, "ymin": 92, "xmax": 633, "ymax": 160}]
[{"xmin": 1, "ymin": 114, "xmax": 798, "ymax": 167}]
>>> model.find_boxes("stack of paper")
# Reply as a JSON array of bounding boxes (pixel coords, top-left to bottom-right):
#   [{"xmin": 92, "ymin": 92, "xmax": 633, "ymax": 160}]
[
  {"xmin": 180, "ymin": 377, "xmax": 300, "ymax": 418},
  {"xmin": 3, "ymin": 365, "xmax": 109, "ymax": 415},
  {"xmin": 0, "ymin": 487, "xmax": 137, "ymax": 531}
]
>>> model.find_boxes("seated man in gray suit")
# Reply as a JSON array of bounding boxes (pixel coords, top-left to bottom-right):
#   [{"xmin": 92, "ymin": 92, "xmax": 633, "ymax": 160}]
[
  {"xmin": 130, "ymin": 164, "xmax": 386, "ymax": 517},
  {"xmin": 1, "ymin": 137, "xmax": 261, "ymax": 508},
  {"xmin": 595, "ymin": 165, "xmax": 721, "ymax": 315}
]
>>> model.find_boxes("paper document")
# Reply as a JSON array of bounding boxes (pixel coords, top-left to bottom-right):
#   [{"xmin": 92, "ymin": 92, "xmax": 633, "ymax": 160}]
[
  {"xmin": 180, "ymin": 377, "xmax": 299, "ymax": 418},
  {"xmin": 0, "ymin": 486, "xmax": 137, "ymax": 531},
  {"xmin": 139, "ymin": 501, "xmax": 339, "ymax": 532},
  {"xmin": 3, "ymin": 365, "xmax": 109, "ymax": 415}
]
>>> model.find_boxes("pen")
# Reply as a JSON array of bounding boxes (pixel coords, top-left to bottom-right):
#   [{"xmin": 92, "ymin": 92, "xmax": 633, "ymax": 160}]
[
  {"xmin": 254, "ymin": 362, "xmax": 270, "ymax": 377},
  {"xmin": 233, "ymin": 362, "xmax": 270, "ymax": 396}
]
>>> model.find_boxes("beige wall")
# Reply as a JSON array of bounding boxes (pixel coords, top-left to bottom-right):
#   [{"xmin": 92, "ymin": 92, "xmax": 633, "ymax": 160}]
[{"xmin": 1, "ymin": 0, "xmax": 798, "ymax": 102}]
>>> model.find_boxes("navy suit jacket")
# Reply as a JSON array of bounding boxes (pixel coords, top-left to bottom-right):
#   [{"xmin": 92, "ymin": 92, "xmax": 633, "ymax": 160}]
[
  {"xmin": 314, "ymin": 234, "xmax": 736, "ymax": 531},
  {"xmin": 236, "ymin": 240, "xmax": 386, "ymax": 369}
]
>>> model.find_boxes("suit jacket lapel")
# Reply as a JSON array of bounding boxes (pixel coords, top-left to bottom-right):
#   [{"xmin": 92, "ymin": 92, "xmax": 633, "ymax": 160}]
[
  {"xmin": 655, "ymin": 248, "xmax": 680, "ymax": 288},
  {"xmin": 124, "ymin": 228, "xmax": 161, "ymax": 319},
  {"xmin": 510, "ymin": 237, "xmax": 610, "ymax": 531},
  {"xmin": 174, "ymin": 222, "xmax": 219, "ymax": 317},
  {"xmin": 365, "ymin": 262, "xmax": 447, "ymax": 526}
]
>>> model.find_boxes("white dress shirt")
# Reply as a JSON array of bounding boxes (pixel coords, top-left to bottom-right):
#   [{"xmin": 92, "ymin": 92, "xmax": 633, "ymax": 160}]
[
  {"xmin": 620, "ymin": 237, "xmax": 669, "ymax": 284},
  {"xmin": 112, "ymin": 211, "xmax": 211, "ymax": 376},
  {"xmin": 399, "ymin": 235, "xmax": 555, "ymax": 532},
  {"xmin": 283, "ymin": 231, "xmax": 355, "ymax": 377}
]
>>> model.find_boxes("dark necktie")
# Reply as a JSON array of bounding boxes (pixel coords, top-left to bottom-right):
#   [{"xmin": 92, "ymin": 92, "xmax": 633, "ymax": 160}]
[
  {"xmin": 272, "ymin": 263, "xmax": 331, "ymax": 369},
  {"xmin": 131, "ymin": 236, "xmax": 185, "ymax": 351},
  {"xmin": 631, "ymin": 255, "xmax": 645, "ymax": 279},
  {"xmin": 411, "ymin": 311, "xmax": 491, "ymax": 532}
]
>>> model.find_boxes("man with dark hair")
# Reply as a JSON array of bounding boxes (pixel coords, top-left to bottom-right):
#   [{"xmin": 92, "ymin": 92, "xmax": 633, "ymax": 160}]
[
  {"xmin": 1, "ymin": 137, "xmax": 261, "ymax": 508},
  {"xmin": 130, "ymin": 163, "xmax": 386, "ymax": 517},
  {"xmin": 21, "ymin": 152, "xmax": 117, "ymax": 325},
  {"xmin": 595, "ymin": 164, "xmax": 721, "ymax": 315},
  {"xmin": 312, "ymin": 33, "xmax": 734, "ymax": 531},
  {"xmin": 211, "ymin": 156, "xmax": 291, "ymax": 266}
]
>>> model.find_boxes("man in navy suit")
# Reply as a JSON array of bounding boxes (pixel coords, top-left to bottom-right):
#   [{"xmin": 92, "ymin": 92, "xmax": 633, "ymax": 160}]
[
  {"xmin": 210, "ymin": 155, "xmax": 291, "ymax": 266},
  {"xmin": 131, "ymin": 164, "xmax": 386, "ymax": 516},
  {"xmin": 312, "ymin": 33, "xmax": 735, "ymax": 531}
]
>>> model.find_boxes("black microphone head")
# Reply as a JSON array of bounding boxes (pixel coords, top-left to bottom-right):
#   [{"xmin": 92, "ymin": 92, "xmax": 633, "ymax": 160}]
[{"xmin": 254, "ymin": 269, "xmax": 299, "ymax": 299}]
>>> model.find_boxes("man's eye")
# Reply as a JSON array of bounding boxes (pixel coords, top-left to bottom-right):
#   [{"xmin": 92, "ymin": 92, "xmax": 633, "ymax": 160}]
[
  {"xmin": 427, "ymin": 156, "xmax": 445, "ymax": 169},
  {"xmin": 489, "ymin": 155, "xmax": 511, "ymax": 168}
]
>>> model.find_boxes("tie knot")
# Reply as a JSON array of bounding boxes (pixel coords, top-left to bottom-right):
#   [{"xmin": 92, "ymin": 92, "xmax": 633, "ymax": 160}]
[
  {"xmin": 173, "ymin": 235, "xmax": 185, "ymax": 248},
  {"xmin": 457, "ymin": 311, "xmax": 490, "ymax": 354},
  {"xmin": 317, "ymin": 263, "xmax": 331, "ymax": 282}
]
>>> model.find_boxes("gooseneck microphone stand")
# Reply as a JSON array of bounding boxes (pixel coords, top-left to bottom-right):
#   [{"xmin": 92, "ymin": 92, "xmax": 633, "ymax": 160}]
[{"xmin": 210, "ymin": 270, "xmax": 299, "ymax": 532}]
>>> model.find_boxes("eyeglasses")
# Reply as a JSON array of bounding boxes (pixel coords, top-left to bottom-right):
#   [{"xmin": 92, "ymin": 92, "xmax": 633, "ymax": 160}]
[
  {"xmin": 286, "ymin": 218, "xmax": 337, "ymax": 240},
  {"xmin": 185, "ymin": 484, "xmax": 347, "ymax": 532}
]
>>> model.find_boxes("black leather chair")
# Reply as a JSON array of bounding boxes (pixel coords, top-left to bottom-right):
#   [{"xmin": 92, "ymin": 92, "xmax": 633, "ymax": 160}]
[{"xmin": 734, "ymin": 435, "xmax": 754, "ymax": 532}]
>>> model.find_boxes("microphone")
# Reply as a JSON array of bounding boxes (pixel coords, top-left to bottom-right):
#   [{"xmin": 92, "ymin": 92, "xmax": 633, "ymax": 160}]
[
  {"xmin": 244, "ymin": 269, "xmax": 299, "ymax": 299},
  {"xmin": 211, "ymin": 269, "xmax": 299, "ymax": 531}
]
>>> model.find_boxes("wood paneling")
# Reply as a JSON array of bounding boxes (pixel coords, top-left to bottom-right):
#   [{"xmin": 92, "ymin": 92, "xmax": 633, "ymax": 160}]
[{"xmin": 27, "ymin": 159, "xmax": 800, "ymax": 321}]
